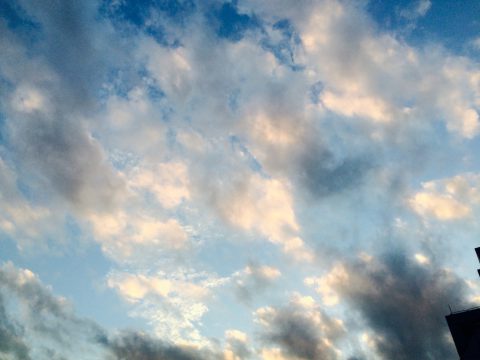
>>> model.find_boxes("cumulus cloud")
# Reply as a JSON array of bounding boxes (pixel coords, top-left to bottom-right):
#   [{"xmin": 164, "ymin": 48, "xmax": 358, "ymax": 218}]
[
  {"xmin": 0, "ymin": 261, "xmax": 229, "ymax": 360},
  {"xmin": 89, "ymin": 212, "xmax": 189, "ymax": 263},
  {"xmin": 410, "ymin": 173, "xmax": 480, "ymax": 221},
  {"xmin": 306, "ymin": 251, "xmax": 471, "ymax": 359},
  {"xmin": 200, "ymin": 171, "xmax": 313, "ymax": 262},
  {"xmin": 102, "ymin": 331, "xmax": 219, "ymax": 360},
  {"xmin": 0, "ymin": 2, "xmax": 127, "ymax": 215},
  {"xmin": 107, "ymin": 269, "xmax": 228, "ymax": 343},
  {"xmin": 129, "ymin": 161, "xmax": 190, "ymax": 209},
  {"xmin": 0, "ymin": 293, "xmax": 31, "ymax": 360},
  {"xmin": 233, "ymin": 263, "xmax": 281, "ymax": 303},
  {"xmin": 223, "ymin": 330, "xmax": 252, "ymax": 360},
  {"xmin": 0, "ymin": 261, "xmax": 109, "ymax": 359},
  {"xmin": 255, "ymin": 293, "xmax": 345, "ymax": 360}
]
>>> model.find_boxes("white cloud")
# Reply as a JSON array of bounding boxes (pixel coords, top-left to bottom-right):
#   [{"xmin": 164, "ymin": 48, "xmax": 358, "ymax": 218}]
[
  {"xmin": 88, "ymin": 212, "xmax": 188, "ymax": 262},
  {"xmin": 409, "ymin": 173, "xmax": 480, "ymax": 221},
  {"xmin": 290, "ymin": 0, "xmax": 480, "ymax": 138},
  {"xmin": 399, "ymin": 0, "xmax": 432, "ymax": 20},
  {"xmin": 305, "ymin": 264, "xmax": 349, "ymax": 307},
  {"xmin": 129, "ymin": 161, "xmax": 190, "ymax": 209},
  {"xmin": 211, "ymin": 173, "xmax": 313, "ymax": 262},
  {"xmin": 107, "ymin": 269, "xmax": 228, "ymax": 344}
]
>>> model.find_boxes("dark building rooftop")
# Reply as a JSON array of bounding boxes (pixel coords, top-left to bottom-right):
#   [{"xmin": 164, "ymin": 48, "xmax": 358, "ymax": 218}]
[
  {"xmin": 446, "ymin": 247, "xmax": 480, "ymax": 359},
  {"xmin": 446, "ymin": 307, "xmax": 480, "ymax": 359}
]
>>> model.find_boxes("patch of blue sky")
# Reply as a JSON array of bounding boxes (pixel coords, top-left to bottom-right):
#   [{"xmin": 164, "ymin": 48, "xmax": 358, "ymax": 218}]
[
  {"xmin": 98, "ymin": 68, "xmax": 136, "ymax": 101},
  {"xmin": 208, "ymin": 1, "xmax": 260, "ymax": 42},
  {"xmin": 0, "ymin": 113, "xmax": 7, "ymax": 146},
  {"xmin": 309, "ymin": 81, "xmax": 324, "ymax": 105},
  {"xmin": 202, "ymin": 260, "xmax": 301, "ymax": 340},
  {"xmin": 101, "ymin": 63, "xmax": 165, "ymax": 97},
  {"xmin": 99, "ymin": 0, "xmax": 195, "ymax": 45},
  {"xmin": 367, "ymin": 0, "xmax": 480, "ymax": 55},
  {"xmin": 464, "ymin": 137, "xmax": 480, "ymax": 173},
  {"xmin": 260, "ymin": 18, "xmax": 305, "ymax": 70},
  {"xmin": 147, "ymin": 85, "xmax": 166, "ymax": 102},
  {"xmin": 101, "ymin": 0, "xmax": 196, "ymax": 25},
  {"xmin": 108, "ymin": 148, "xmax": 141, "ymax": 171},
  {"xmin": 0, "ymin": 0, "xmax": 39, "ymax": 35},
  {"xmin": 195, "ymin": 238, "xmax": 294, "ymax": 339},
  {"xmin": 229, "ymin": 135, "xmax": 263, "ymax": 173},
  {"xmin": 227, "ymin": 89, "xmax": 241, "ymax": 112},
  {"xmin": 200, "ymin": 295, "xmax": 254, "ymax": 340},
  {"xmin": 196, "ymin": 227, "xmax": 281, "ymax": 277},
  {"xmin": 0, "ymin": 223, "xmax": 141, "ymax": 331}
]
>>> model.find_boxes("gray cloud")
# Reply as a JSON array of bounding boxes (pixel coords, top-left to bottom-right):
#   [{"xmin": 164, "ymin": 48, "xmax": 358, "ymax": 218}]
[
  {"xmin": 0, "ymin": 0, "xmax": 127, "ymax": 213},
  {"xmin": 0, "ymin": 262, "xmax": 223, "ymax": 360},
  {"xmin": 329, "ymin": 250, "xmax": 470, "ymax": 360},
  {"xmin": 14, "ymin": 0, "xmax": 112, "ymax": 107},
  {"xmin": 0, "ymin": 294, "xmax": 31, "ymax": 360},
  {"xmin": 234, "ymin": 262, "xmax": 280, "ymax": 303},
  {"xmin": 257, "ymin": 297, "xmax": 344, "ymax": 360},
  {"xmin": 298, "ymin": 145, "xmax": 372, "ymax": 198},
  {"xmin": 103, "ymin": 331, "xmax": 218, "ymax": 360},
  {"xmin": 225, "ymin": 332, "xmax": 252, "ymax": 360},
  {"xmin": 8, "ymin": 112, "xmax": 125, "ymax": 213},
  {"xmin": 0, "ymin": 262, "xmax": 109, "ymax": 358}
]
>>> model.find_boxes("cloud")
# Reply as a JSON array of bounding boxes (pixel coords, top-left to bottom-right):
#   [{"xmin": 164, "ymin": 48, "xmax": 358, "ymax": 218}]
[
  {"xmin": 0, "ymin": 293, "xmax": 31, "ymax": 360},
  {"xmin": 201, "ymin": 170, "xmax": 313, "ymax": 261},
  {"xmin": 410, "ymin": 173, "xmax": 480, "ymax": 221},
  {"xmin": 307, "ymin": 251, "xmax": 471, "ymax": 359},
  {"xmin": 2, "ymin": 0, "xmax": 480, "ymax": 357},
  {"xmin": 0, "ymin": 156, "xmax": 62, "ymax": 250},
  {"xmin": 233, "ymin": 263, "xmax": 281, "ymax": 303},
  {"xmin": 223, "ymin": 330, "xmax": 252, "ymax": 360},
  {"xmin": 0, "ymin": 0, "xmax": 128, "ymax": 215},
  {"xmin": 0, "ymin": 261, "xmax": 229, "ymax": 360},
  {"xmin": 8, "ymin": 113, "xmax": 126, "ymax": 213},
  {"xmin": 0, "ymin": 261, "xmax": 110, "ymax": 359},
  {"xmin": 255, "ymin": 293, "xmax": 344, "ymax": 360},
  {"xmin": 129, "ymin": 161, "xmax": 190, "ymax": 209},
  {"xmin": 103, "ymin": 331, "xmax": 218, "ymax": 360},
  {"xmin": 89, "ymin": 212, "xmax": 189, "ymax": 263},
  {"xmin": 107, "ymin": 269, "xmax": 228, "ymax": 343},
  {"xmin": 398, "ymin": 0, "xmax": 432, "ymax": 21}
]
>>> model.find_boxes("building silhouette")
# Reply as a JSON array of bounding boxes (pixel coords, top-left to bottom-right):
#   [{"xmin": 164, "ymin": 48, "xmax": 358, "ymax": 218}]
[{"xmin": 446, "ymin": 247, "xmax": 480, "ymax": 359}]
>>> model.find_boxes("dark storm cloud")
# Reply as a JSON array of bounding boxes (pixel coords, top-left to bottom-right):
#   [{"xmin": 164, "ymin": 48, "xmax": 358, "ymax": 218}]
[{"xmin": 330, "ymin": 251, "xmax": 470, "ymax": 360}]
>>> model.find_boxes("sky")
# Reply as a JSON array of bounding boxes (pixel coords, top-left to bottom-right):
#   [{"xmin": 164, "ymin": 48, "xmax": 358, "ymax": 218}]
[{"xmin": 1, "ymin": 0, "xmax": 480, "ymax": 359}]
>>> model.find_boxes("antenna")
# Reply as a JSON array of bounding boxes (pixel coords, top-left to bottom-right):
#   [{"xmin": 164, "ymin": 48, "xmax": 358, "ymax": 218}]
[
  {"xmin": 476, "ymin": 247, "xmax": 480, "ymax": 278},
  {"xmin": 449, "ymin": 304, "xmax": 453, "ymax": 314}
]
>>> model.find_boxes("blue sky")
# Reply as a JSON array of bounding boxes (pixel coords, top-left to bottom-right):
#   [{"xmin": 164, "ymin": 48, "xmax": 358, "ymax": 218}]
[{"xmin": 1, "ymin": 0, "xmax": 480, "ymax": 359}]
